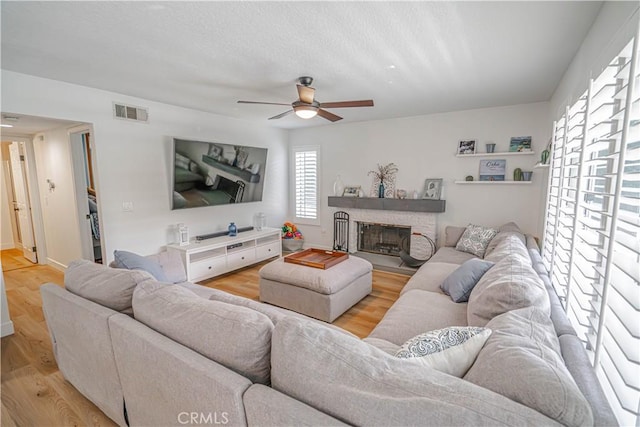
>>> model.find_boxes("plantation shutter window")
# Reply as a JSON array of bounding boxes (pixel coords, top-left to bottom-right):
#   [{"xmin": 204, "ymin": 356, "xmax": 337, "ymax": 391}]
[
  {"xmin": 542, "ymin": 35, "xmax": 639, "ymax": 427},
  {"xmin": 293, "ymin": 147, "xmax": 319, "ymax": 221}
]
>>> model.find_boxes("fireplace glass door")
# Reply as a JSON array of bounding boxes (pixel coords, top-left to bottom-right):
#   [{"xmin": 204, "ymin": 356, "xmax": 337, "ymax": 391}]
[{"xmin": 357, "ymin": 222, "xmax": 411, "ymax": 257}]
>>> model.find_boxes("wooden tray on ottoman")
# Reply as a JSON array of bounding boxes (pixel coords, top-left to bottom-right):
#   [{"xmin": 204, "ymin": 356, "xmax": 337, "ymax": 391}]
[{"xmin": 284, "ymin": 248, "xmax": 349, "ymax": 269}]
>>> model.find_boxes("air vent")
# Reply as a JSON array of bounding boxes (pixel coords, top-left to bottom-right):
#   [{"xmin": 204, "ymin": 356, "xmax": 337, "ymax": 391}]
[{"xmin": 113, "ymin": 102, "xmax": 149, "ymax": 122}]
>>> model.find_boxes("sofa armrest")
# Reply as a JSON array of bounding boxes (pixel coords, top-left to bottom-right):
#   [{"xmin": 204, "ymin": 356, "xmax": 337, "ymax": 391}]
[
  {"xmin": 559, "ymin": 335, "xmax": 617, "ymax": 426},
  {"xmin": 40, "ymin": 284, "xmax": 128, "ymax": 426},
  {"xmin": 243, "ymin": 384, "xmax": 348, "ymax": 426}
]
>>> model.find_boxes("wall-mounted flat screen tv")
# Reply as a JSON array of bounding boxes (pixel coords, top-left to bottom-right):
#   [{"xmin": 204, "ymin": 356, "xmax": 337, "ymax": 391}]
[{"xmin": 171, "ymin": 138, "xmax": 268, "ymax": 210}]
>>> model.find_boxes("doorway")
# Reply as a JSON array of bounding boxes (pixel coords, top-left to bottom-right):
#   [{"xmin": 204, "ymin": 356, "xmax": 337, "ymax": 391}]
[
  {"xmin": 69, "ymin": 127, "xmax": 102, "ymax": 263},
  {"xmin": 1, "ymin": 113, "xmax": 99, "ymax": 268},
  {"xmin": 1, "ymin": 140, "xmax": 38, "ymax": 263}
]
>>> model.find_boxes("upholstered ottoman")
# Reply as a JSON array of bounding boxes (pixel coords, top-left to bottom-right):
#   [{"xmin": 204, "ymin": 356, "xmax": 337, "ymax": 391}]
[{"xmin": 258, "ymin": 256, "xmax": 373, "ymax": 322}]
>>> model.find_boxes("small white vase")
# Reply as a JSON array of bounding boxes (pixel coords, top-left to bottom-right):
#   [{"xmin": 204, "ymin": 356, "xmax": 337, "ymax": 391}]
[{"xmin": 333, "ymin": 175, "xmax": 345, "ymax": 196}]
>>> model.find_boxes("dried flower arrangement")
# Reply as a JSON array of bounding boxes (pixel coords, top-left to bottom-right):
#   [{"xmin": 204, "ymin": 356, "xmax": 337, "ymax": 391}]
[
  {"xmin": 368, "ymin": 163, "xmax": 398, "ymax": 184},
  {"xmin": 368, "ymin": 163, "xmax": 398, "ymax": 197}
]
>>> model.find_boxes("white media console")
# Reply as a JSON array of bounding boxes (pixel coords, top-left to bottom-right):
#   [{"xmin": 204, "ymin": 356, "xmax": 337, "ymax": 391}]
[{"xmin": 167, "ymin": 227, "xmax": 282, "ymax": 282}]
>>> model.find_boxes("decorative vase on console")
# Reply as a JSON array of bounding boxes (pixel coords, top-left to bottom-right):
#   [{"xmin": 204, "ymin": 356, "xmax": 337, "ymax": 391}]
[
  {"xmin": 333, "ymin": 175, "xmax": 345, "ymax": 197},
  {"xmin": 378, "ymin": 182, "xmax": 385, "ymax": 198},
  {"xmin": 228, "ymin": 222, "xmax": 238, "ymax": 237}
]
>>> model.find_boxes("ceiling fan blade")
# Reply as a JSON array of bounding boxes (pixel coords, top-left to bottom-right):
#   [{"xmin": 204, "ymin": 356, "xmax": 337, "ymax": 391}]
[
  {"xmin": 268, "ymin": 110, "xmax": 294, "ymax": 120},
  {"xmin": 296, "ymin": 84, "xmax": 315, "ymax": 104},
  {"xmin": 317, "ymin": 109, "xmax": 343, "ymax": 122},
  {"xmin": 319, "ymin": 100, "xmax": 374, "ymax": 108},
  {"xmin": 237, "ymin": 100, "xmax": 291, "ymax": 106}
]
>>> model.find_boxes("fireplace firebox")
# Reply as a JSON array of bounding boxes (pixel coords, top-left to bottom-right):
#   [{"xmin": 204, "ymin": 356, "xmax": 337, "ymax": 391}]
[{"xmin": 357, "ymin": 222, "xmax": 411, "ymax": 257}]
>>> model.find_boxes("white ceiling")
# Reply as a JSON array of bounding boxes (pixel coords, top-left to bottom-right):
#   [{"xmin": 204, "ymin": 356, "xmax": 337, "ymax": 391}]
[
  {"xmin": 0, "ymin": 114, "xmax": 81, "ymax": 138},
  {"xmin": 1, "ymin": 1, "xmax": 602, "ymax": 130}
]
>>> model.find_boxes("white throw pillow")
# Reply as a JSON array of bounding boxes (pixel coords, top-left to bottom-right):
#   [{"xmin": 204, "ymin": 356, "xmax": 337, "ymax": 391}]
[
  {"xmin": 395, "ymin": 326, "xmax": 491, "ymax": 377},
  {"xmin": 456, "ymin": 224, "xmax": 498, "ymax": 258}
]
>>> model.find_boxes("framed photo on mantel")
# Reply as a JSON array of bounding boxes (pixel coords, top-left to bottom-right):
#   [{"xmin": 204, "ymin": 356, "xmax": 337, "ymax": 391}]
[{"xmin": 422, "ymin": 178, "xmax": 443, "ymax": 200}]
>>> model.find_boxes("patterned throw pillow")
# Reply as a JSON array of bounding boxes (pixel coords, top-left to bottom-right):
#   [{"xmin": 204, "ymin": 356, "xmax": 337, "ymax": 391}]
[
  {"xmin": 395, "ymin": 326, "xmax": 491, "ymax": 377},
  {"xmin": 455, "ymin": 224, "xmax": 499, "ymax": 258}
]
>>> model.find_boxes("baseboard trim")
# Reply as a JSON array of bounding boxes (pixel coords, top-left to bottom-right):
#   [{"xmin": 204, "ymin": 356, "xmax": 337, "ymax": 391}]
[
  {"xmin": 47, "ymin": 258, "xmax": 67, "ymax": 272},
  {"xmin": 1, "ymin": 320, "xmax": 15, "ymax": 337},
  {"xmin": 1, "ymin": 243, "xmax": 16, "ymax": 250}
]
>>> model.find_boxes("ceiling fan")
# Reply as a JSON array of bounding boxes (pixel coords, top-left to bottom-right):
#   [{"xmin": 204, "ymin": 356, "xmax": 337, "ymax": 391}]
[{"xmin": 237, "ymin": 76, "xmax": 374, "ymax": 122}]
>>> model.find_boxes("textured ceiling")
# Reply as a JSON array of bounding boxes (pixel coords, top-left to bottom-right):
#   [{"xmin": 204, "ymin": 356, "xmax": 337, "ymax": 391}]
[{"xmin": 1, "ymin": 1, "xmax": 602, "ymax": 129}]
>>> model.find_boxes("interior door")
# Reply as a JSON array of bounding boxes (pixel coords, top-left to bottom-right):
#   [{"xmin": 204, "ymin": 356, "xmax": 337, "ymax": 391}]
[{"xmin": 8, "ymin": 142, "xmax": 37, "ymax": 263}]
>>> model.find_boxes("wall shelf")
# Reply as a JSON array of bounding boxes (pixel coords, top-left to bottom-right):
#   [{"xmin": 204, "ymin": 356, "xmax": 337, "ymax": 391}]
[
  {"xmin": 328, "ymin": 197, "xmax": 445, "ymax": 213},
  {"xmin": 454, "ymin": 180, "xmax": 532, "ymax": 185},
  {"xmin": 456, "ymin": 151, "xmax": 535, "ymax": 158},
  {"xmin": 534, "ymin": 163, "xmax": 550, "ymax": 169}
]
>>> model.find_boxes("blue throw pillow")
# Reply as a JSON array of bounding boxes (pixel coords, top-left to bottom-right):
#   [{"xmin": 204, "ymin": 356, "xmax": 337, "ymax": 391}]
[
  {"xmin": 113, "ymin": 250, "xmax": 168, "ymax": 282},
  {"xmin": 441, "ymin": 258, "xmax": 494, "ymax": 303}
]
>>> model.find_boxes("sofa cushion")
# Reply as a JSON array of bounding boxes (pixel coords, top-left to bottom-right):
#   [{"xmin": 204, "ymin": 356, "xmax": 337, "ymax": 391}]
[
  {"xmin": 484, "ymin": 222, "xmax": 526, "ymax": 258},
  {"xmin": 132, "ymin": 280, "xmax": 274, "ymax": 385},
  {"xmin": 147, "ymin": 250, "xmax": 187, "ymax": 283},
  {"xmin": 440, "ymin": 258, "xmax": 494, "ymax": 302},
  {"xmin": 271, "ymin": 317, "xmax": 558, "ymax": 426},
  {"xmin": 484, "ymin": 233, "xmax": 531, "ymax": 264},
  {"xmin": 400, "ymin": 261, "xmax": 459, "ymax": 295},
  {"xmin": 361, "ymin": 337, "xmax": 401, "ymax": 355},
  {"xmin": 427, "ymin": 247, "xmax": 477, "ymax": 265},
  {"xmin": 113, "ymin": 250, "xmax": 169, "ymax": 282},
  {"xmin": 395, "ymin": 326, "xmax": 491, "ymax": 377},
  {"xmin": 444, "ymin": 226, "xmax": 466, "ymax": 247},
  {"xmin": 368, "ymin": 290, "xmax": 468, "ymax": 345},
  {"xmin": 455, "ymin": 224, "xmax": 498, "ymax": 258},
  {"xmin": 467, "ymin": 252, "xmax": 550, "ymax": 327},
  {"xmin": 207, "ymin": 288, "xmax": 356, "ymax": 337},
  {"xmin": 65, "ymin": 259, "xmax": 154, "ymax": 313},
  {"xmin": 464, "ymin": 307, "xmax": 593, "ymax": 427}
]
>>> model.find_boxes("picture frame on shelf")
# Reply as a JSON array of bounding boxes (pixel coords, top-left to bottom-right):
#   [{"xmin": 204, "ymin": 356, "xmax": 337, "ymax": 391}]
[
  {"xmin": 343, "ymin": 185, "xmax": 361, "ymax": 197},
  {"xmin": 509, "ymin": 136, "xmax": 532, "ymax": 152},
  {"xmin": 479, "ymin": 159, "xmax": 506, "ymax": 181},
  {"xmin": 235, "ymin": 149, "xmax": 249, "ymax": 169},
  {"xmin": 458, "ymin": 140, "xmax": 476, "ymax": 155},
  {"xmin": 422, "ymin": 178, "xmax": 443, "ymax": 200},
  {"xmin": 207, "ymin": 144, "xmax": 224, "ymax": 160}
]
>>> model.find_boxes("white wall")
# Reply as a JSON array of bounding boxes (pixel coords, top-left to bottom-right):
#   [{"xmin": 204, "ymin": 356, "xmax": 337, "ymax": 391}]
[
  {"xmin": 0, "ymin": 155, "xmax": 15, "ymax": 249},
  {"xmin": 289, "ymin": 102, "xmax": 550, "ymax": 247},
  {"xmin": 33, "ymin": 129, "xmax": 84, "ymax": 268},
  {"xmin": 551, "ymin": 2, "xmax": 639, "ymax": 119},
  {"xmin": 1, "ymin": 271, "xmax": 14, "ymax": 337},
  {"xmin": 1, "ymin": 71, "xmax": 289, "ymax": 265}
]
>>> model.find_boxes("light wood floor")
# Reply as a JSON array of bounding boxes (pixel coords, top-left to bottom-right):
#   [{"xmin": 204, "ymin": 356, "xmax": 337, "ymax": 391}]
[{"xmin": 1, "ymin": 249, "xmax": 408, "ymax": 426}]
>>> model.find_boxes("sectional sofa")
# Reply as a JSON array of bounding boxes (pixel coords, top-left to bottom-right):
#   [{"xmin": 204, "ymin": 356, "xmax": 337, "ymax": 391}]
[{"xmin": 40, "ymin": 223, "xmax": 616, "ymax": 426}]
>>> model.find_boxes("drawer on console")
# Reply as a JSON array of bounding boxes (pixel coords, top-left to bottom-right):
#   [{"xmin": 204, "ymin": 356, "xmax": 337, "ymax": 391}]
[
  {"xmin": 227, "ymin": 249, "xmax": 256, "ymax": 270},
  {"xmin": 190, "ymin": 256, "xmax": 227, "ymax": 281},
  {"xmin": 256, "ymin": 241, "xmax": 280, "ymax": 260}
]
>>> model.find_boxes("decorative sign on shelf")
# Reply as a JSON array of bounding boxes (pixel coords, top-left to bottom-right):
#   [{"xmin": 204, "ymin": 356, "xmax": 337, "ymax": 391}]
[{"xmin": 479, "ymin": 159, "xmax": 506, "ymax": 181}]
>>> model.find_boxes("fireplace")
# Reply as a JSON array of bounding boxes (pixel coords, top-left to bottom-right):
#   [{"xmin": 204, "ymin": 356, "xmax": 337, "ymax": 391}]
[{"xmin": 357, "ymin": 222, "xmax": 411, "ymax": 257}]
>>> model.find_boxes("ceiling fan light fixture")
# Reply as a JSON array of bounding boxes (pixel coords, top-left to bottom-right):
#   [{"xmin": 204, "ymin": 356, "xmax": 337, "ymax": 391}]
[{"xmin": 294, "ymin": 105, "xmax": 318, "ymax": 119}]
